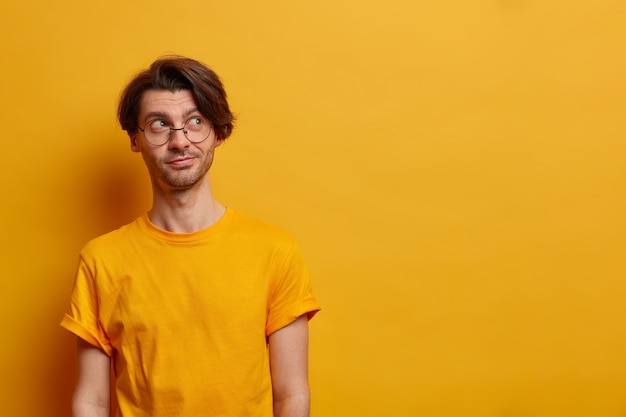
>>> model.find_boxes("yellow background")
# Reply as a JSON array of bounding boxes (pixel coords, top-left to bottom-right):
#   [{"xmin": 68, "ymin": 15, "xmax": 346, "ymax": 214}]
[{"xmin": 1, "ymin": 1, "xmax": 625, "ymax": 416}]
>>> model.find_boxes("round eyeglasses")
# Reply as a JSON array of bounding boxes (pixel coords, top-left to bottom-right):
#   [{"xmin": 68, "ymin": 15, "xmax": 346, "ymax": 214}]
[{"xmin": 138, "ymin": 116, "xmax": 213, "ymax": 146}]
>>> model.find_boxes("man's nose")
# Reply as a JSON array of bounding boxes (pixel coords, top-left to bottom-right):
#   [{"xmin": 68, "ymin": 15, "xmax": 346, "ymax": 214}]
[{"xmin": 167, "ymin": 127, "xmax": 190, "ymax": 149}]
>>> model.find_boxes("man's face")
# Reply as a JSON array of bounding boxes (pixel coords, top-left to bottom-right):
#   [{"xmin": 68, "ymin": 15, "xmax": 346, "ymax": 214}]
[{"xmin": 131, "ymin": 89, "xmax": 223, "ymax": 190}]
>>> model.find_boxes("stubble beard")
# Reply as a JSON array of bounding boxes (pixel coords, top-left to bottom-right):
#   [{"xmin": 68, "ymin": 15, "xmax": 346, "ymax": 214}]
[{"xmin": 144, "ymin": 148, "xmax": 215, "ymax": 190}]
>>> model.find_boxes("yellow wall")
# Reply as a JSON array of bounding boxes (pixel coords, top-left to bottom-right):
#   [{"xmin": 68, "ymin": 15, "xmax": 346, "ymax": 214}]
[{"xmin": 1, "ymin": 1, "xmax": 625, "ymax": 416}]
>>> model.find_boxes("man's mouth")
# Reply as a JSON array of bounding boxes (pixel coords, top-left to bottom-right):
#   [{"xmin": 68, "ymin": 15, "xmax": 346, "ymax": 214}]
[{"xmin": 166, "ymin": 156, "xmax": 195, "ymax": 167}]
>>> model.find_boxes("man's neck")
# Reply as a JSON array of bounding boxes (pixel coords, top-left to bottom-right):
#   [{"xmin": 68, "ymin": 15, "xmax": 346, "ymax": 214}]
[{"xmin": 148, "ymin": 179, "xmax": 226, "ymax": 233}]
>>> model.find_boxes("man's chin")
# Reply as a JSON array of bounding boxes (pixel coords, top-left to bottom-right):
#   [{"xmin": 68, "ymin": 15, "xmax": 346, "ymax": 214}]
[
  {"xmin": 160, "ymin": 173, "xmax": 203, "ymax": 190},
  {"xmin": 154, "ymin": 162, "xmax": 211, "ymax": 190}
]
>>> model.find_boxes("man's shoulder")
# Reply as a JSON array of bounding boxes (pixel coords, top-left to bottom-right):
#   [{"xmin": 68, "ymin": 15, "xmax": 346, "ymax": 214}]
[
  {"xmin": 228, "ymin": 209, "xmax": 298, "ymax": 246},
  {"xmin": 80, "ymin": 216, "xmax": 144, "ymax": 256}
]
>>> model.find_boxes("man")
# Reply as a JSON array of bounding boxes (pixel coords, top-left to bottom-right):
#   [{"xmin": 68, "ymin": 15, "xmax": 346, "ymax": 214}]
[{"xmin": 61, "ymin": 56, "xmax": 320, "ymax": 417}]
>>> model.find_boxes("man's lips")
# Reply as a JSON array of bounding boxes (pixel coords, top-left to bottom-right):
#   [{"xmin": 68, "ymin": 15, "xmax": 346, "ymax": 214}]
[{"xmin": 166, "ymin": 156, "xmax": 195, "ymax": 167}]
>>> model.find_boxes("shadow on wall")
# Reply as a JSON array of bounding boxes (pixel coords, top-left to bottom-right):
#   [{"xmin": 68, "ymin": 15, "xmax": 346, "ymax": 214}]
[
  {"xmin": 86, "ymin": 139, "xmax": 149, "ymax": 236},
  {"xmin": 76, "ymin": 130, "xmax": 150, "ymax": 240},
  {"xmin": 45, "ymin": 321, "xmax": 76, "ymax": 417}
]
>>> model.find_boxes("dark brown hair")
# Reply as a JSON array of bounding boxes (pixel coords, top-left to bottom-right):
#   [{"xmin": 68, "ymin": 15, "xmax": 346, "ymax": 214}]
[{"xmin": 117, "ymin": 55, "xmax": 235, "ymax": 140}]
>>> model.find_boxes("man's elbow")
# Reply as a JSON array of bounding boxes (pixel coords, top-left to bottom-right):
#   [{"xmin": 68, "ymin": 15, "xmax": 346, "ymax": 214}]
[
  {"xmin": 273, "ymin": 389, "xmax": 311, "ymax": 417},
  {"xmin": 72, "ymin": 397, "xmax": 110, "ymax": 417}
]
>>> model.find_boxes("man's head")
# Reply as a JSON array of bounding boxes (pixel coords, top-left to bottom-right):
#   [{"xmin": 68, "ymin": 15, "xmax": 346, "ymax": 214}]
[{"xmin": 118, "ymin": 56, "xmax": 235, "ymax": 141}]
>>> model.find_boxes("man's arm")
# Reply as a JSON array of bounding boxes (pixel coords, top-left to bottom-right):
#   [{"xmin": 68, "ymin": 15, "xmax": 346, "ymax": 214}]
[
  {"xmin": 269, "ymin": 314, "xmax": 311, "ymax": 417},
  {"xmin": 72, "ymin": 338, "xmax": 111, "ymax": 417}
]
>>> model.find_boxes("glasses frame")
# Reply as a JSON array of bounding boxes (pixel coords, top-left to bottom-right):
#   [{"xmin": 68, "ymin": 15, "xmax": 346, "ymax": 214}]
[{"xmin": 137, "ymin": 116, "xmax": 213, "ymax": 146}]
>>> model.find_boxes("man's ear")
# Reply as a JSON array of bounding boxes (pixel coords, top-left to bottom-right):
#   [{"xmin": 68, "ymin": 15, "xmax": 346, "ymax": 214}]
[
  {"xmin": 130, "ymin": 133, "xmax": 141, "ymax": 152},
  {"xmin": 214, "ymin": 136, "xmax": 225, "ymax": 148}
]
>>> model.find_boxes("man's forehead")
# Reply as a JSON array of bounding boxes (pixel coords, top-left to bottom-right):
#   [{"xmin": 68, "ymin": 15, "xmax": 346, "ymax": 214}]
[{"xmin": 138, "ymin": 89, "xmax": 198, "ymax": 118}]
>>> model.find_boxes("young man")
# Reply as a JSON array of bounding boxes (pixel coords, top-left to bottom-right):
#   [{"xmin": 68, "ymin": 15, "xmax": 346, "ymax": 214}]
[{"xmin": 61, "ymin": 56, "xmax": 320, "ymax": 417}]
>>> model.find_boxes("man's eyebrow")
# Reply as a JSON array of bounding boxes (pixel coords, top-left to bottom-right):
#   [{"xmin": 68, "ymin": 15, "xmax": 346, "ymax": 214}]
[
  {"xmin": 143, "ymin": 108, "xmax": 201, "ymax": 121},
  {"xmin": 184, "ymin": 108, "xmax": 201, "ymax": 118},
  {"xmin": 144, "ymin": 111, "xmax": 169, "ymax": 120}
]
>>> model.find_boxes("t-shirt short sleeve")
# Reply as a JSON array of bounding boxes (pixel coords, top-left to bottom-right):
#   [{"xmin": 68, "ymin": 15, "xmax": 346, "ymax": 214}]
[
  {"xmin": 265, "ymin": 240, "xmax": 320, "ymax": 336},
  {"xmin": 60, "ymin": 254, "xmax": 114, "ymax": 356}
]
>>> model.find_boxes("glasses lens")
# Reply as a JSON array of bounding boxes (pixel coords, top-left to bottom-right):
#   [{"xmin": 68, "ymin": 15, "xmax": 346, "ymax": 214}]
[
  {"xmin": 184, "ymin": 117, "xmax": 212, "ymax": 143},
  {"xmin": 142, "ymin": 119, "xmax": 171, "ymax": 146}
]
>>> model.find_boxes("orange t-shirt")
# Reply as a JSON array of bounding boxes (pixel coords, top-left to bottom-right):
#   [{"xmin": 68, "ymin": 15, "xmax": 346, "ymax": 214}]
[{"xmin": 61, "ymin": 208, "xmax": 320, "ymax": 417}]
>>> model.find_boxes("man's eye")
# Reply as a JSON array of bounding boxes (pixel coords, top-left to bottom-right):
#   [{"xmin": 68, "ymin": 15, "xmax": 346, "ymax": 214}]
[
  {"xmin": 186, "ymin": 117, "xmax": 205, "ymax": 131},
  {"xmin": 149, "ymin": 120, "xmax": 169, "ymax": 131}
]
